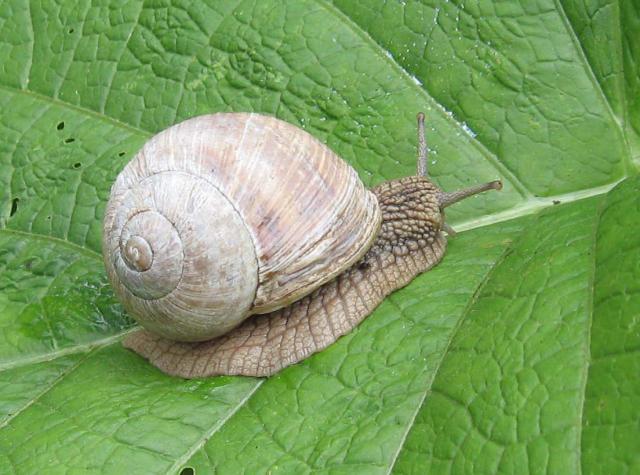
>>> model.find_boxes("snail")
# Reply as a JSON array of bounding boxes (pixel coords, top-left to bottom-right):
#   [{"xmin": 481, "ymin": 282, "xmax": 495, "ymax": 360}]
[{"xmin": 102, "ymin": 112, "xmax": 501, "ymax": 378}]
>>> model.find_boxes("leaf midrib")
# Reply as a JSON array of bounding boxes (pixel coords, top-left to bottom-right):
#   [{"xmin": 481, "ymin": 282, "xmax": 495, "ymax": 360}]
[{"xmin": 453, "ymin": 180, "xmax": 622, "ymax": 232}]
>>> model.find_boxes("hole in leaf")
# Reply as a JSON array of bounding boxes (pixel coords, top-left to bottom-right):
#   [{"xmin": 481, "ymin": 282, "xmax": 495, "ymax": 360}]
[
  {"xmin": 46, "ymin": 215, "xmax": 51, "ymax": 220},
  {"xmin": 65, "ymin": 138, "xmax": 75, "ymax": 143},
  {"xmin": 180, "ymin": 468, "xmax": 195, "ymax": 475},
  {"xmin": 10, "ymin": 198, "xmax": 19, "ymax": 217},
  {"xmin": 118, "ymin": 151, "xmax": 126, "ymax": 157},
  {"xmin": 68, "ymin": 28, "xmax": 74, "ymax": 33},
  {"xmin": 57, "ymin": 121, "xmax": 65, "ymax": 130},
  {"xmin": 73, "ymin": 162, "xmax": 82, "ymax": 169}
]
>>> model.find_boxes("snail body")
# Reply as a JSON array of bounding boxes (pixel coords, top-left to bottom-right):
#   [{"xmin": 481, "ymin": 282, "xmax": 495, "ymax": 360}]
[{"xmin": 103, "ymin": 113, "xmax": 501, "ymax": 377}]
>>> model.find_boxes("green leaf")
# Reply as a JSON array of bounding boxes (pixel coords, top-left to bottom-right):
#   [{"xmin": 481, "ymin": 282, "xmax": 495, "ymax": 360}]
[{"xmin": 0, "ymin": 1, "xmax": 638, "ymax": 474}]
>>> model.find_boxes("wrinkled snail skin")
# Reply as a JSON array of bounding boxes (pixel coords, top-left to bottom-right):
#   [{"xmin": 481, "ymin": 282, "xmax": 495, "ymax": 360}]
[
  {"xmin": 106, "ymin": 112, "xmax": 502, "ymax": 378},
  {"xmin": 125, "ymin": 177, "xmax": 445, "ymax": 377}
]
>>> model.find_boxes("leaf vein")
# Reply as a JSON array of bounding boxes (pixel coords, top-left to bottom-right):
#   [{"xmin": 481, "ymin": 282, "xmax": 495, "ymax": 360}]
[
  {"xmin": 0, "ymin": 329, "xmax": 136, "ymax": 373},
  {"xmin": 166, "ymin": 380, "xmax": 264, "ymax": 474},
  {"xmin": 577, "ymin": 191, "xmax": 606, "ymax": 474},
  {"xmin": 0, "ymin": 228, "xmax": 100, "ymax": 260},
  {"xmin": 0, "ymin": 83, "xmax": 150, "ymax": 137},
  {"xmin": 552, "ymin": 0, "xmax": 631, "ymax": 172},
  {"xmin": 0, "ymin": 351, "xmax": 89, "ymax": 430}
]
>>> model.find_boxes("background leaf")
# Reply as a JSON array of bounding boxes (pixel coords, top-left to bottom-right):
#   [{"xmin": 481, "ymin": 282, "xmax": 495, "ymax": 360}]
[{"xmin": 0, "ymin": 0, "xmax": 638, "ymax": 474}]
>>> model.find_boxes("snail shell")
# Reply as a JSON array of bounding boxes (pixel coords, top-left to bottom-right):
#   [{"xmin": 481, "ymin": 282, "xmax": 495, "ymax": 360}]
[{"xmin": 102, "ymin": 113, "xmax": 382, "ymax": 341}]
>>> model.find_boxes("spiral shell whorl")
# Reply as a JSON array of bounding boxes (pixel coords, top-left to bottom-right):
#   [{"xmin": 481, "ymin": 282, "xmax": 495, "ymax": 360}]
[
  {"xmin": 122, "ymin": 235, "xmax": 153, "ymax": 272},
  {"xmin": 115, "ymin": 208, "xmax": 183, "ymax": 299},
  {"xmin": 103, "ymin": 171, "xmax": 258, "ymax": 341}
]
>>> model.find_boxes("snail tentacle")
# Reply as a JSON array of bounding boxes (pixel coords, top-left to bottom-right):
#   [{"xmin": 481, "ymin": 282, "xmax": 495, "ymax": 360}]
[{"xmin": 416, "ymin": 112, "xmax": 428, "ymax": 177}]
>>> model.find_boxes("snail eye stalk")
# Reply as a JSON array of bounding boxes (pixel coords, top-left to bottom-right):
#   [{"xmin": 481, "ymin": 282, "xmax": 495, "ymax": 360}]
[
  {"xmin": 416, "ymin": 112, "xmax": 428, "ymax": 177},
  {"xmin": 437, "ymin": 180, "xmax": 503, "ymax": 209}
]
